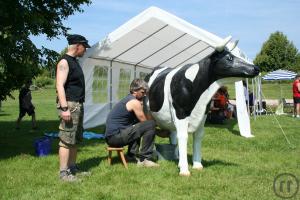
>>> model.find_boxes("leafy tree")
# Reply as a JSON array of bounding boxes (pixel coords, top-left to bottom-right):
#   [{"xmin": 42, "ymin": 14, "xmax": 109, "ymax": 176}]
[
  {"xmin": 254, "ymin": 31, "xmax": 299, "ymax": 72},
  {"xmin": 0, "ymin": 0, "xmax": 91, "ymax": 100}
]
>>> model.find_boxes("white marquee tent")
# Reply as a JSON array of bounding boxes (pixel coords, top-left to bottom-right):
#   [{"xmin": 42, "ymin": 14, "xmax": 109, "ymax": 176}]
[{"xmin": 80, "ymin": 6, "xmax": 252, "ymax": 133}]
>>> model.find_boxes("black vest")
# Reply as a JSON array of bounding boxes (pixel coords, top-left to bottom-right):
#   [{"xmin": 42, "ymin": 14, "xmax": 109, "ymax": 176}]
[
  {"xmin": 60, "ymin": 54, "xmax": 85, "ymax": 103},
  {"xmin": 105, "ymin": 94, "xmax": 138, "ymax": 137}
]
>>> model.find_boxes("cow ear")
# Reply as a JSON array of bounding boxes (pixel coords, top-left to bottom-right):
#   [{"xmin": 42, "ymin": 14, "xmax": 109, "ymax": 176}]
[
  {"xmin": 227, "ymin": 40, "xmax": 239, "ymax": 51},
  {"xmin": 215, "ymin": 36, "xmax": 232, "ymax": 52}
]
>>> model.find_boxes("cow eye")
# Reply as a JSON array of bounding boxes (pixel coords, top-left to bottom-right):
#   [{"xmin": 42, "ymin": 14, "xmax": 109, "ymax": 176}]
[{"xmin": 227, "ymin": 55, "xmax": 233, "ymax": 61}]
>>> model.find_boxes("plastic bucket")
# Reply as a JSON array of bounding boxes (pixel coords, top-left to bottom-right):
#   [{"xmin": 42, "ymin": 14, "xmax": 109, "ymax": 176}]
[
  {"xmin": 155, "ymin": 144, "xmax": 177, "ymax": 161},
  {"xmin": 34, "ymin": 137, "xmax": 51, "ymax": 157}
]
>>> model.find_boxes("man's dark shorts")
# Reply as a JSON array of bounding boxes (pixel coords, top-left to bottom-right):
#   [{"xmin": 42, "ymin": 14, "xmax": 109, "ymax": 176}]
[
  {"xmin": 19, "ymin": 106, "xmax": 35, "ymax": 118},
  {"xmin": 58, "ymin": 101, "xmax": 84, "ymax": 147},
  {"xmin": 294, "ymin": 97, "xmax": 300, "ymax": 104}
]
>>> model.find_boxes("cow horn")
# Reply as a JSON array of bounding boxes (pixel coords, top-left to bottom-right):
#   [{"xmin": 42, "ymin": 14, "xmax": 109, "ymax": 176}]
[
  {"xmin": 215, "ymin": 36, "xmax": 232, "ymax": 52},
  {"xmin": 227, "ymin": 40, "xmax": 239, "ymax": 51}
]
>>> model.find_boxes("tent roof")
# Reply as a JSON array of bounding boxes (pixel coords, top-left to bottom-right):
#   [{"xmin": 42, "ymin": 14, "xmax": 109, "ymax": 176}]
[
  {"xmin": 262, "ymin": 69, "xmax": 297, "ymax": 80},
  {"xmin": 84, "ymin": 6, "xmax": 250, "ymax": 69}
]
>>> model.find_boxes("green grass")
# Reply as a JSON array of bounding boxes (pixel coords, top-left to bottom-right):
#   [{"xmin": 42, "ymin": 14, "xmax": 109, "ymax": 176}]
[{"xmin": 0, "ymin": 88, "xmax": 300, "ymax": 200}]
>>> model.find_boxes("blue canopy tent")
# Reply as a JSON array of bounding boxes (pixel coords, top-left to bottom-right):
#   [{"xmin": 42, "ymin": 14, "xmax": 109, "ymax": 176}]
[
  {"xmin": 262, "ymin": 69, "xmax": 297, "ymax": 114},
  {"xmin": 262, "ymin": 69, "xmax": 296, "ymax": 81}
]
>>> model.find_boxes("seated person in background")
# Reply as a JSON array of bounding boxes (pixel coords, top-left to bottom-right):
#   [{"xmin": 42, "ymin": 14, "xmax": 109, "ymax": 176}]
[
  {"xmin": 105, "ymin": 79, "xmax": 159, "ymax": 167},
  {"xmin": 207, "ymin": 86, "xmax": 235, "ymax": 124},
  {"xmin": 207, "ymin": 90, "xmax": 226, "ymax": 124},
  {"xmin": 248, "ymin": 92, "xmax": 256, "ymax": 113},
  {"xmin": 220, "ymin": 86, "xmax": 235, "ymax": 119}
]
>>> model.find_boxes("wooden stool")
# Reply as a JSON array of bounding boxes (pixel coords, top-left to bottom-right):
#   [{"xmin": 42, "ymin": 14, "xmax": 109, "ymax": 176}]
[{"xmin": 106, "ymin": 146, "xmax": 128, "ymax": 169}]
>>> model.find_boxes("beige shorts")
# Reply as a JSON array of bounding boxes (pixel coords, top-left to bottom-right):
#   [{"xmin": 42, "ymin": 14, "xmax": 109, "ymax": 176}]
[{"xmin": 58, "ymin": 101, "xmax": 84, "ymax": 147}]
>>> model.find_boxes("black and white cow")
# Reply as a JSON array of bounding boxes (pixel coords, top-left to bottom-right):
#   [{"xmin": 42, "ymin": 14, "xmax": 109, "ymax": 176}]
[{"xmin": 146, "ymin": 40, "xmax": 259, "ymax": 176}]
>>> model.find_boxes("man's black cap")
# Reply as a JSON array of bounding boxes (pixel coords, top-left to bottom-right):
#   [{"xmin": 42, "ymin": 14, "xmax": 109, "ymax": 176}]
[{"xmin": 67, "ymin": 34, "xmax": 91, "ymax": 48}]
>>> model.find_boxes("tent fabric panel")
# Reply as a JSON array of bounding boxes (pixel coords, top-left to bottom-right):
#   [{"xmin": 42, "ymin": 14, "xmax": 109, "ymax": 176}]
[
  {"xmin": 117, "ymin": 26, "xmax": 185, "ymax": 64},
  {"xmin": 98, "ymin": 18, "xmax": 167, "ymax": 59},
  {"xmin": 111, "ymin": 61, "xmax": 135, "ymax": 101},
  {"xmin": 135, "ymin": 67, "xmax": 153, "ymax": 78},
  {"xmin": 97, "ymin": 30, "xmax": 149, "ymax": 58},
  {"xmin": 177, "ymin": 47, "xmax": 215, "ymax": 68},
  {"xmin": 83, "ymin": 104, "xmax": 110, "ymax": 129},
  {"xmin": 140, "ymin": 34, "xmax": 200, "ymax": 67},
  {"xmin": 184, "ymin": 40, "xmax": 210, "ymax": 56},
  {"xmin": 135, "ymin": 17, "xmax": 167, "ymax": 35},
  {"xmin": 82, "ymin": 58, "xmax": 111, "ymax": 105},
  {"xmin": 158, "ymin": 42, "xmax": 213, "ymax": 68}
]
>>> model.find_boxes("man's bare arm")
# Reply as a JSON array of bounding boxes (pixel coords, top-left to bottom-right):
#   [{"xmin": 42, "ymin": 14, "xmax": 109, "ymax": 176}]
[
  {"xmin": 127, "ymin": 99, "xmax": 147, "ymax": 122},
  {"xmin": 56, "ymin": 59, "xmax": 69, "ymax": 108}
]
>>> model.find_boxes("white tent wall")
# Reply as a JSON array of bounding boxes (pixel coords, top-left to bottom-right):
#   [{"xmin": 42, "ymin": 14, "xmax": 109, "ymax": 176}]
[
  {"xmin": 81, "ymin": 56, "xmax": 153, "ymax": 129},
  {"xmin": 81, "ymin": 58, "xmax": 111, "ymax": 128}
]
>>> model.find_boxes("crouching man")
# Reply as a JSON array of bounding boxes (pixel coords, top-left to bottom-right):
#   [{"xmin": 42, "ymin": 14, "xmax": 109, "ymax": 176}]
[{"xmin": 105, "ymin": 79, "xmax": 159, "ymax": 167}]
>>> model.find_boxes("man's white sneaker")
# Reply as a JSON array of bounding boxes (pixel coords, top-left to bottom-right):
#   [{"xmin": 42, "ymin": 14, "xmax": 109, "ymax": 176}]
[
  {"xmin": 137, "ymin": 159, "xmax": 159, "ymax": 167},
  {"xmin": 59, "ymin": 170, "xmax": 80, "ymax": 182}
]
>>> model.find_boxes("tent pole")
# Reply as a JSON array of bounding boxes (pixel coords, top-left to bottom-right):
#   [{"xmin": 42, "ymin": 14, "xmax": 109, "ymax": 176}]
[
  {"xmin": 258, "ymin": 75, "xmax": 263, "ymax": 115},
  {"xmin": 252, "ymin": 78, "xmax": 256, "ymax": 120},
  {"xmin": 246, "ymin": 78, "xmax": 250, "ymax": 116},
  {"xmin": 109, "ymin": 60, "xmax": 113, "ymax": 110},
  {"xmin": 134, "ymin": 65, "xmax": 137, "ymax": 79}
]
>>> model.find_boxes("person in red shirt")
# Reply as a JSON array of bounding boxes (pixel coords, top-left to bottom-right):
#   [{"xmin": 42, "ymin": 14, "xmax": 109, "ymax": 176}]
[{"xmin": 292, "ymin": 74, "xmax": 300, "ymax": 118}]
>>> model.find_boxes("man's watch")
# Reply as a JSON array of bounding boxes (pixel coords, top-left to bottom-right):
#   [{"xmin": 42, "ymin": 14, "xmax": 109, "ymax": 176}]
[{"xmin": 60, "ymin": 106, "xmax": 68, "ymax": 112}]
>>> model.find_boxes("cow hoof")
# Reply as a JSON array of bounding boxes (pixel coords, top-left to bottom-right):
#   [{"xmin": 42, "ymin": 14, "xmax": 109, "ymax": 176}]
[
  {"xmin": 192, "ymin": 166, "xmax": 204, "ymax": 171},
  {"xmin": 179, "ymin": 171, "xmax": 191, "ymax": 176},
  {"xmin": 192, "ymin": 162, "xmax": 203, "ymax": 170}
]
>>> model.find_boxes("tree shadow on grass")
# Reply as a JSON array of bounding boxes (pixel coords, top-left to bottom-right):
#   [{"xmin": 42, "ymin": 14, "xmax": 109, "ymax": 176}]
[
  {"xmin": 0, "ymin": 120, "xmax": 106, "ymax": 160},
  {"xmin": 77, "ymin": 156, "xmax": 106, "ymax": 171}
]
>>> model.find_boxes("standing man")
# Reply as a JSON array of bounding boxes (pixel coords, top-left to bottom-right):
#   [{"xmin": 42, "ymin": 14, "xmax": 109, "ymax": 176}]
[
  {"xmin": 16, "ymin": 80, "xmax": 37, "ymax": 130},
  {"xmin": 105, "ymin": 79, "xmax": 159, "ymax": 167},
  {"xmin": 56, "ymin": 34, "xmax": 90, "ymax": 181},
  {"xmin": 292, "ymin": 74, "xmax": 300, "ymax": 118}
]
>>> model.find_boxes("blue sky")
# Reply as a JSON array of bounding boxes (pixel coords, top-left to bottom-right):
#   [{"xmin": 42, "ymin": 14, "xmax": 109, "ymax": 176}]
[{"xmin": 31, "ymin": 0, "xmax": 300, "ymax": 60}]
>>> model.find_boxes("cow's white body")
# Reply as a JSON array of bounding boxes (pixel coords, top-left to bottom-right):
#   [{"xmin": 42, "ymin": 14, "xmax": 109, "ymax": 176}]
[
  {"xmin": 146, "ymin": 40, "xmax": 259, "ymax": 175},
  {"xmin": 148, "ymin": 64, "xmax": 238, "ymax": 175}
]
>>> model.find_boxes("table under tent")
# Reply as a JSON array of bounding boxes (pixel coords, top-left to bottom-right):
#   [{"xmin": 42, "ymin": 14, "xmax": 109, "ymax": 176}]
[
  {"xmin": 79, "ymin": 6, "xmax": 254, "ymax": 138},
  {"xmin": 262, "ymin": 69, "xmax": 296, "ymax": 115}
]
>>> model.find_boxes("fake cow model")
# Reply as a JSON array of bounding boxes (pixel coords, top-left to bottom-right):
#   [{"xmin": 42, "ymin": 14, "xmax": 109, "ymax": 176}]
[{"xmin": 146, "ymin": 38, "xmax": 259, "ymax": 176}]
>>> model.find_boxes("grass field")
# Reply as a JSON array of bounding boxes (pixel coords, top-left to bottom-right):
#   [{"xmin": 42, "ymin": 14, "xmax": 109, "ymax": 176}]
[{"xmin": 0, "ymin": 87, "xmax": 299, "ymax": 200}]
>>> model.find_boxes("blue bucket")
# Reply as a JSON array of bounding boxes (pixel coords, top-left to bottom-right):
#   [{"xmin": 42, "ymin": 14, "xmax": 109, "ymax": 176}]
[{"xmin": 34, "ymin": 137, "xmax": 51, "ymax": 157}]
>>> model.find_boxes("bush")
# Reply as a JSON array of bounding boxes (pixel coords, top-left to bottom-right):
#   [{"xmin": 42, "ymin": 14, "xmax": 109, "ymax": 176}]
[{"xmin": 34, "ymin": 76, "xmax": 54, "ymax": 88}]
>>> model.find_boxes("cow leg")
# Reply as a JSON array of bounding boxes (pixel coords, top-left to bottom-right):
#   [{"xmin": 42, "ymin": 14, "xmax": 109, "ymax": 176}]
[
  {"xmin": 192, "ymin": 116, "xmax": 206, "ymax": 170},
  {"xmin": 175, "ymin": 119, "xmax": 190, "ymax": 176}
]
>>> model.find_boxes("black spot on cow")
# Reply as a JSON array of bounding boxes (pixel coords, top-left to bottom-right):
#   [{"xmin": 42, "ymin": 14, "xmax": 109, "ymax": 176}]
[
  {"xmin": 171, "ymin": 62, "xmax": 212, "ymax": 119},
  {"xmin": 148, "ymin": 67, "xmax": 173, "ymax": 112}
]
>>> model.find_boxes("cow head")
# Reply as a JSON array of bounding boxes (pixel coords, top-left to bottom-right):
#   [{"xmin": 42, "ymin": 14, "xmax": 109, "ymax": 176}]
[
  {"xmin": 211, "ymin": 37, "xmax": 259, "ymax": 79},
  {"xmin": 210, "ymin": 50, "xmax": 259, "ymax": 79}
]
